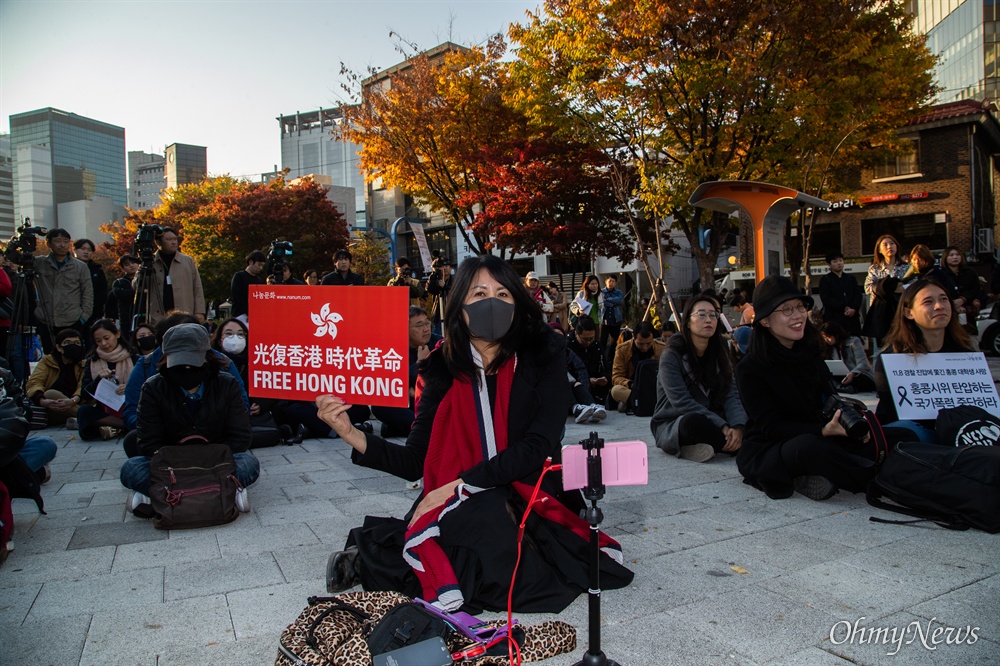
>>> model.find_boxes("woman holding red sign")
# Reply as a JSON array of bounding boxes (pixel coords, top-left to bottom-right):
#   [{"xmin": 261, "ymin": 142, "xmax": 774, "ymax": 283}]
[{"xmin": 316, "ymin": 255, "xmax": 633, "ymax": 613}]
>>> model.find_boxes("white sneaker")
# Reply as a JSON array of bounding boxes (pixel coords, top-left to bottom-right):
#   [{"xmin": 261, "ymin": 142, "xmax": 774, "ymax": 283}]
[
  {"xmin": 65, "ymin": 417, "xmax": 78, "ymax": 430},
  {"xmin": 589, "ymin": 405, "xmax": 607, "ymax": 423},
  {"xmin": 128, "ymin": 491, "xmax": 151, "ymax": 512},
  {"xmin": 574, "ymin": 404, "xmax": 597, "ymax": 424},
  {"xmin": 235, "ymin": 488, "xmax": 251, "ymax": 513}
]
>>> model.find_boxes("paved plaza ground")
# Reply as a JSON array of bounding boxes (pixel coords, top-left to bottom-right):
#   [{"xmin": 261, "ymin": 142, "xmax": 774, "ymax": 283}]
[{"xmin": 1, "ymin": 391, "xmax": 998, "ymax": 665}]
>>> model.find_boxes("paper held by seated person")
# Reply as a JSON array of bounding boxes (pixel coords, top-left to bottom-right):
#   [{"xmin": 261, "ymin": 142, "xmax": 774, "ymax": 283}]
[
  {"xmin": 93, "ymin": 377, "xmax": 126, "ymax": 412},
  {"xmin": 880, "ymin": 352, "xmax": 999, "ymax": 420}
]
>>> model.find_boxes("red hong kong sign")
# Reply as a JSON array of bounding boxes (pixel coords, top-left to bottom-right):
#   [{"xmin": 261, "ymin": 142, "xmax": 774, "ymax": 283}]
[{"xmin": 248, "ymin": 285, "xmax": 410, "ymax": 407}]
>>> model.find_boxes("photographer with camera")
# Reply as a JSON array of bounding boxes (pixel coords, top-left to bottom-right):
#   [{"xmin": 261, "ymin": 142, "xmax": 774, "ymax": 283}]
[
  {"xmin": 423, "ymin": 254, "xmax": 451, "ymax": 333},
  {"xmin": 33, "ymin": 229, "xmax": 93, "ymax": 353},
  {"xmin": 230, "ymin": 251, "xmax": 266, "ymax": 322},
  {"xmin": 321, "ymin": 249, "xmax": 365, "ymax": 286},
  {"xmin": 386, "ymin": 257, "xmax": 425, "ymax": 303},
  {"xmin": 735, "ymin": 276, "xmax": 878, "ymax": 501},
  {"xmin": 142, "ymin": 227, "xmax": 206, "ymax": 325},
  {"xmin": 105, "ymin": 255, "xmax": 139, "ymax": 341}
]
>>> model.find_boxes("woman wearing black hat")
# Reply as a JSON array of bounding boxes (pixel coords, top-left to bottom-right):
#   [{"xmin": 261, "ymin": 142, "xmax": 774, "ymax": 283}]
[{"xmin": 735, "ymin": 276, "xmax": 878, "ymax": 500}]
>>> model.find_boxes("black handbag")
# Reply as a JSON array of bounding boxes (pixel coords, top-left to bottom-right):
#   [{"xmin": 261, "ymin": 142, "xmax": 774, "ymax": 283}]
[
  {"xmin": 366, "ymin": 602, "xmax": 451, "ymax": 657},
  {"xmin": 0, "ymin": 397, "xmax": 30, "ymax": 467}
]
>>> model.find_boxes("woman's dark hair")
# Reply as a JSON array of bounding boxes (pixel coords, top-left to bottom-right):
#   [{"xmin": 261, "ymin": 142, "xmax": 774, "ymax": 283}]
[
  {"xmin": 746, "ymin": 296, "xmax": 823, "ymax": 362},
  {"xmin": 872, "ymin": 234, "xmax": 902, "ymax": 267},
  {"xmin": 73, "ymin": 238, "xmax": 96, "ymax": 252},
  {"xmin": 210, "ymin": 318, "xmax": 248, "ymax": 352},
  {"xmin": 154, "ymin": 311, "xmax": 200, "ymax": 345},
  {"xmin": 819, "ymin": 321, "xmax": 849, "ymax": 358},
  {"xmin": 133, "ymin": 323, "xmax": 156, "ymax": 340},
  {"xmin": 88, "ymin": 319, "xmax": 123, "ymax": 358},
  {"xmin": 884, "ymin": 277, "xmax": 974, "ymax": 354},
  {"xmin": 581, "ymin": 274, "xmax": 600, "ymax": 295},
  {"xmin": 943, "ymin": 245, "xmax": 968, "ymax": 272},
  {"xmin": 442, "ymin": 255, "xmax": 545, "ymax": 381},
  {"xmin": 303, "ymin": 269, "xmax": 318, "ymax": 281},
  {"xmin": 679, "ymin": 294, "xmax": 732, "ymax": 396},
  {"xmin": 909, "ymin": 244, "xmax": 935, "ymax": 272}
]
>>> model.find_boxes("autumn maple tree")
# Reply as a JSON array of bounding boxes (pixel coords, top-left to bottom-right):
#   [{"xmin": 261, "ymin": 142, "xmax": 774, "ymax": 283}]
[
  {"xmin": 102, "ymin": 176, "xmax": 350, "ymax": 304},
  {"xmin": 510, "ymin": 0, "xmax": 937, "ymax": 289}
]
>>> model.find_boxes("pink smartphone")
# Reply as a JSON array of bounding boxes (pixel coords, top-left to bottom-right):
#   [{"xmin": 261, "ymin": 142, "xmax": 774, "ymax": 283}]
[{"xmin": 561, "ymin": 440, "xmax": 649, "ymax": 491}]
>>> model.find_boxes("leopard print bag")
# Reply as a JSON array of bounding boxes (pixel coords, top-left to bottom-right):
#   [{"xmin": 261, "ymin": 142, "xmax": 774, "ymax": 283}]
[{"xmin": 275, "ymin": 591, "xmax": 576, "ymax": 666}]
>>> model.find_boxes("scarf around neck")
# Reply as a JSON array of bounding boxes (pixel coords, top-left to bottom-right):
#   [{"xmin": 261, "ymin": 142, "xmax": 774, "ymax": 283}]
[{"xmin": 91, "ymin": 345, "xmax": 134, "ymax": 386}]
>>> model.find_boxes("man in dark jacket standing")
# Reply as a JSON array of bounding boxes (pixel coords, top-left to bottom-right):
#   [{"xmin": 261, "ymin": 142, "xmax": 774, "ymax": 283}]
[
  {"xmin": 321, "ymin": 249, "xmax": 365, "ymax": 286},
  {"xmin": 106, "ymin": 255, "xmax": 139, "ymax": 341},
  {"xmin": 119, "ymin": 323, "xmax": 257, "ymax": 514},
  {"xmin": 817, "ymin": 252, "xmax": 862, "ymax": 336},
  {"xmin": 230, "ymin": 250, "xmax": 266, "ymax": 321}
]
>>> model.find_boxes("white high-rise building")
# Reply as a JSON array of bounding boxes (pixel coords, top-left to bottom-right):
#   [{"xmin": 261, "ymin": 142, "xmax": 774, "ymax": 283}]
[
  {"xmin": 277, "ymin": 108, "xmax": 365, "ymax": 224},
  {"xmin": 128, "ymin": 150, "xmax": 166, "ymax": 209}
]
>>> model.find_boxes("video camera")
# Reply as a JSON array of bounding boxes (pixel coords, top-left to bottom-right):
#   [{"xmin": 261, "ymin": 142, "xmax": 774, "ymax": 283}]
[
  {"xmin": 133, "ymin": 223, "xmax": 164, "ymax": 266},
  {"xmin": 4, "ymin": 218, "xmax": 48, "ymax": 269},
  {"xmin": 267, "ymin": 240, "xmax": 293, "ymax": 281}
]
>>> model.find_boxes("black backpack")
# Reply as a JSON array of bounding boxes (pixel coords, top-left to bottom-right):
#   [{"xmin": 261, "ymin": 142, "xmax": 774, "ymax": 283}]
[
  {"xmin": 867, "ymin": 441, "xmax": 1000, "ymax": 533},
  {"xmin": 629, "ymin": 358, "xmax": 659, "ymax": 417}
]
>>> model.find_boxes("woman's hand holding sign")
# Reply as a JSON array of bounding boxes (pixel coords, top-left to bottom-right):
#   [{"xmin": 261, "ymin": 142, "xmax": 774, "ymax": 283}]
[{"xmin": 316, "ymin": 395, "xmax": 368, "ymax": 455}]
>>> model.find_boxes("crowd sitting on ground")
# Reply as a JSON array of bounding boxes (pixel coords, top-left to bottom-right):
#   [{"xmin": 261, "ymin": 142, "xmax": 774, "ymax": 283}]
[{"xmin": 2, "ymin": 230, "xmax": 997, "ymax": 610}]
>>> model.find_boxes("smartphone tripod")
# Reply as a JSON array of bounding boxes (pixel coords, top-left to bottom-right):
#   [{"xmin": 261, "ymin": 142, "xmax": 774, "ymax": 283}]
[{"xmin": 572, "ymin": 431, "xmax": 622, "ymax": 666}]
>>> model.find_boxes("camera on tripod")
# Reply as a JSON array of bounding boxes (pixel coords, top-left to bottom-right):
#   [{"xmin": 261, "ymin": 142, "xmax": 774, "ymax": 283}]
[
  {"xmin": 3, "ymin": 218, "xmax": 48, "ymax": 269},
  {"xmin": 133, "ymin": 223, "xmax": 164, "ymax": 266},
  {"xmin": 267, "ymin": 240, "xmax": 293, "ymax": 281}
]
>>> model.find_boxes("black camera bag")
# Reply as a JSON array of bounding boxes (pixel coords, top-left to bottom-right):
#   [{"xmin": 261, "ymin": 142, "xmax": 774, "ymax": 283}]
[
  {"xmin": 867, "ymin": 441, "xmax": 1000, "ymax": 533},
  {"xmin": 366, "ymin": 602, "xmax": 451, "ymax": 656}
]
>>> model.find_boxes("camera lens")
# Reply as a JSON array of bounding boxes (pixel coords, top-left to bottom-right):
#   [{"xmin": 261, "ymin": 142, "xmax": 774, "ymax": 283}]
[{"xmin": 839, "ymin": 408, "xmax": 869, "ymax": 439}]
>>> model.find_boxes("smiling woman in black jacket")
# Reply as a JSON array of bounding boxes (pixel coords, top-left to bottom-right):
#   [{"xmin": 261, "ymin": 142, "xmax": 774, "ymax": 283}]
[
  {"xmin": 119, "ymin": 323, "xmax": 257, "ymax": 512},
  {"xmin": 735, "ymin": 276, "xmax": 878, "ymax": 501}
]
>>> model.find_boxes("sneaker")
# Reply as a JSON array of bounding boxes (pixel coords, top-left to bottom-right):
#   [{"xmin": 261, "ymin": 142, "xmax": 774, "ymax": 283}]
[
  {"xmin": 235, "ymin": 488, "xmax": 251, "ymax": 513},
  {"xmin": 793, "ymin": 475, "xmax": 837, "ymax": 501},
  {"xmin": 617, "ymin": 401, "xmax": 627, "ymax": 413},
  {"xmin": 326, "ymin": 545, "xmax": 362, "ymax": 593},
  {"xmin": 354, "ymin": 421, "xmax": 374, "ymax": 435},
  {"xmin": 588, "ymin": 405, "xmax": 607, "ymax": 423},
  {"xmin": 99, "ymin": 426, "xmax": 120, "ymax": 441},
  {"xmin": 678, "ymin": 443, "xmax": 716, "ymax": 463},
  {"xmin": 128, "ymin": 491, "xmax": 151, "ymax": 513},
  {"xmin": 574, "ymin": 404, "xmax": 597, "ymax": 424},
  {"xmin": 35, "ymin": 464, "xmax": 51, "ymax": 485},
  {"xmin": 65, "ymin": 417, "xmax": 78, "ymax": 430}
]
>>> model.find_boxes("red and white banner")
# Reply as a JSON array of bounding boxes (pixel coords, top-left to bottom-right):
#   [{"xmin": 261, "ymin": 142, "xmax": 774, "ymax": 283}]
[{"xmin": 248, "ymin": 285, "xmax": 410, "ymax": 407}]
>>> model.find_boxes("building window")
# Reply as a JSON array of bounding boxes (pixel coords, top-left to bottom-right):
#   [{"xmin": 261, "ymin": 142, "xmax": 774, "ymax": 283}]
[
  {"xmin": 861, "ymin": 213, "xmax": 948, "ymax": 254},
  {"xmin": 873, "ymin": 139, "xmax": 920, "ymax": 180}
]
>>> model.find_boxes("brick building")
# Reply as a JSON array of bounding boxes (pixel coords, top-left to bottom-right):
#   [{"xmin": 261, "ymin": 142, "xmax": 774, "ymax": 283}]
[{"xmin": 802, "ymin": 99, "xmax": 1000, "ymax": 262}]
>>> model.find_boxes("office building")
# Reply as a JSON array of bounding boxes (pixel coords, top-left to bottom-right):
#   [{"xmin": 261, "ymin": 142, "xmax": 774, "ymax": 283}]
[
  {"xmin": 128, "ymin": 150, "xmax": 166, "ymax": 209},
  {"xmin": 165, "ymin": 143, "xmax": 207, "ymax": 190},
  {"xmin": 911, "ymin": 0, "xmax": 1000, "ymax": 102},
  {"xmin": 0, "ymin": 135, "xmax": 13, "ymax": 237},
  {"xmin": 9, "ymin": 107, "xmax": 126, "ymax": 227},
  {"xmin": 277, "ymin": 108, "xmax": 366, "ymax": 222}
]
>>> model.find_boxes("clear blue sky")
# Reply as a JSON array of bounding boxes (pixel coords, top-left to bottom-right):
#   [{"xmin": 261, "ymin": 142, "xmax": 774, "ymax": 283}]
[{"xmin": 0, "ymin": 0, "xmax": 540, "ymax": 181}]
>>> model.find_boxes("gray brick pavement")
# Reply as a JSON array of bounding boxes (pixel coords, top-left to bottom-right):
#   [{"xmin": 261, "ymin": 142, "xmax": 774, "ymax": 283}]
[{"xmin": 1, "ymin": 402, "xmax": 997, "ymax": 665}]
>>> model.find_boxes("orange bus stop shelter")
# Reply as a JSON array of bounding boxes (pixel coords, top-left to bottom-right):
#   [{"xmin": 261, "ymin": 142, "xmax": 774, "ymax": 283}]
[{"xmin": 688, "ymin": 181, "xmax": 829, "ymax": 284}]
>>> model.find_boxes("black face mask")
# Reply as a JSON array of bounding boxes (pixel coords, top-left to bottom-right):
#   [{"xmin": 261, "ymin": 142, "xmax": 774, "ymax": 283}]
[
  {"xmin": 60, "ymin": 343, "xmax": 83, "ymax": 361},
  {"xmin": 170, "ymin": 365, "xmax": 206, "ymax": 391},
  {"xmin": 463, "ymin": 298, "xmax": 516, "ymax": 342},
  {"xmin": 136, "ymin": 336, "xmax": 157, "ymax": 353}
]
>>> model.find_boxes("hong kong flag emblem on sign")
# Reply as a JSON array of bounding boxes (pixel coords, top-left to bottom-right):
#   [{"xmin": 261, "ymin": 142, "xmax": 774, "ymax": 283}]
[{"xmin": 248, "ymin": 285, "xmax": 410, "ymax": 407}]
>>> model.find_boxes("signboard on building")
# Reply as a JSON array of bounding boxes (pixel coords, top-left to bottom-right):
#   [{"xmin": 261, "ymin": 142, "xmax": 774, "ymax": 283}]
[
  {"xmin": 880, "ymin": 352, "xmax": 999, "ymax": 420},
  {"xmin": 857, "ymin": 191, "xmax": 929, "ymax": 206},
  {"xmin": 248, "ymin": 285, "xmax": 409, "ymax": 407}
]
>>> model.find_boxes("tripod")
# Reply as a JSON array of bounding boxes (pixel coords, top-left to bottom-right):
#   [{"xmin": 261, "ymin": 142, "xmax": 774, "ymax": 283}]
[
  {"xmin": 5, "ymin": 261, "xmax": 42, "ymax": 385},
  {"xmin": 130, "ymin": 257, "xmax": 156, "ymax": 334},
  {"xmin": 572, "ymin": 431, "xmax": 622, "ymax": 666}
]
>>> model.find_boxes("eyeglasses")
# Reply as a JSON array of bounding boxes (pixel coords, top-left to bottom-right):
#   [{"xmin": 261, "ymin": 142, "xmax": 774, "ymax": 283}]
[
  {"xmin": 411, "ymin": 322, "xmax": 432, "ymax": 329},
  {"xmin": 222, "ymin": 330, "xmax": 247, "ymax": 339},
  {"xmin": 775, "ymin": 303, "xmax": 808, "ymax": 317},
  {"xmin": 691, "ymin": 310, "xmax": 720, "ymax": 320}
]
